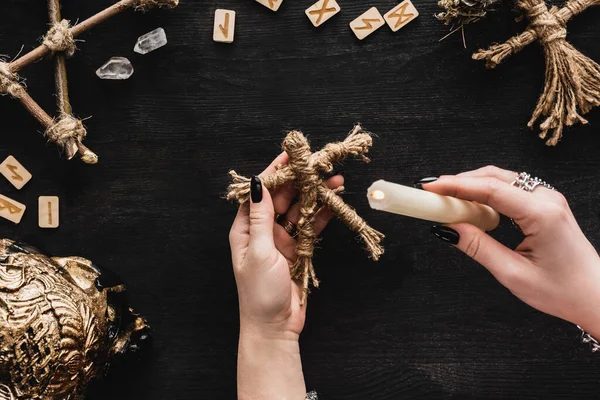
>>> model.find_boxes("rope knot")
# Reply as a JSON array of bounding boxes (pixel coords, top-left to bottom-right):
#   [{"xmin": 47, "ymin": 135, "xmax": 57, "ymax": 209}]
[
  {"xmin": 520, "ymin": 0, "xmax": 567, "ymax": 44},
  {"xmin": 0, "ymin": 62, "xmax": 23, "ymax": 98},
  {"xmin": 45, "ymin": 116, "xmax": 87, "ymax": 148},
  {"xmin": 43, "ymin": 20, "xmax": 76, "ymax": 57}
]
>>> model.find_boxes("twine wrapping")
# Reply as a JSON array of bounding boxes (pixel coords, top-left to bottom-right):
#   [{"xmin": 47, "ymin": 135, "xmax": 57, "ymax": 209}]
[
  {"xmin": 45, "ymin": 115, "xmax": 97, "ymax": 164},
  {"xmin": 134, "ymin": 0, "xmax": 179, "ymax": 12},
  {"xmin": 473, "ymin": 0, "xmax": 600, "ymax": 145},
  {"xmin": 0, "ymin": 62, "xmax": 23, "ymax": 98},
  {"xmin": 227, "ymin": 125, "xmax": 384, "ymax": 303},
  {"xmin": 43, "ymin": 20, "xmax": 76, "ymax": 57}
]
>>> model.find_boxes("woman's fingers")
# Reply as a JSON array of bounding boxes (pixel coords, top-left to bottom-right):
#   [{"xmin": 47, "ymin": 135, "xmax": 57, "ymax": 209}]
[
  {"xmin": 273, "ymin": 224, "xmax": 297, "ymax": 261},
  {"xmin": 248, "ymin": 178, "xmax": 276, "ymax": 254},
  {"xmin": 313, "ymin": 206, "xmax": 335, "ymax": 236},
  {"xmin": 229, "ymin": 202, "xmax": 250, "ymax": 267},
  {"xmin": 260, "ymin": 152, "xmax": 299, "ymax": 215},
  {"xmin": 423, "ymin": 176, "xmax": 536, "ymax": 223},
  {"xmin": 437, "ymin": 223, "xmax": 534, "ymax": 290},
  {"xmin": 273, "ymin": 206, "xmax": 336, "ymax": 262},
  {"xmin": 455, "ymin": 166, "xmax": 558, "ymax": 200},
  {"xmin": 260, "ymin": 152, "xmax": 288, "ymax": 176},
  {"xmin": 272, "ymin": 175, "xmax": 343, "ymax": 261},
  {"xmin": 272, "ymin": 182, "xmax": 297, "ymax": 216},
  {"xmin": 457, "ymin": 165, "xmax": 517, "ymax": 183}
]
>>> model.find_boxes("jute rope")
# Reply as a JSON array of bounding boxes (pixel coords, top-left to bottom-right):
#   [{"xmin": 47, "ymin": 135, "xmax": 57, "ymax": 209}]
[
  {"xmin": 0, "ymin": 62, "xmax": 24, "ymax": 98},
  {"xmin": 134, "ymin": 0, "xmax": 180, "ymax": 12},
  {"xmin": 473, "ymin": 0, "xmax": 600, "ymax": 145},
  {"xmin": 45, "ymin": 115, "xmax": 90, "ymax": 161},
  {"xmin": 43, "ymin": 20, "xmax": 76, "ymax": 57},
  {"xmin": 227, "ymin": 125, "xmax": 385, "ymax": 303}
]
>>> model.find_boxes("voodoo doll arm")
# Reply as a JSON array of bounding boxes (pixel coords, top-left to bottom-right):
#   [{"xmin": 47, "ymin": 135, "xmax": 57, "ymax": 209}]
[{"xmin": 227, "ymin": 126, "xmax": 384, "ymax": 302}]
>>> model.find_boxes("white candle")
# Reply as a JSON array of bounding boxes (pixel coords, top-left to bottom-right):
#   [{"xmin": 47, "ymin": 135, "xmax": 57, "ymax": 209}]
[{"xmin": 367, "ymin": 180, "xmax": 500, "ymax": 231}]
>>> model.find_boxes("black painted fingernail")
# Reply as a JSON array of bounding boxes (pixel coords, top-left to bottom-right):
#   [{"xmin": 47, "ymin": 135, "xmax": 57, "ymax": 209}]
[
  {"xmin": 414, "ymin": 177, "xmax": 438, "ymax": 189},
  {"xmin": 332, "ymin": 170, "xmax": 345, "ymax": 176},
  {"xmin": 250, "ymin": 176, "xmax": 263, "ymax": 203},
  {"xmin": 431, "ymin": 225, "xmax": 460, "ymax": 245}
]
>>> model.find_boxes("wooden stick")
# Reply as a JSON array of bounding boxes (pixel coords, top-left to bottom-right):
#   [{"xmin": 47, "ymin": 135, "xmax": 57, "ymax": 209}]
[
  {"xmin": 48, "ymin": 0, "xmax": 72, "ymax": 115},
  {"xmin": 47, "ymin": 0, "xmax": 97, "ymax": 163},
  {"xmin": 17, "ymin": 90, "xmax": 54, "ymax": 128}
]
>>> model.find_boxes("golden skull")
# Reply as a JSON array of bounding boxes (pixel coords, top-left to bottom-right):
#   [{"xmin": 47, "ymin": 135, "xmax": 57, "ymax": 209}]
[{"xmin": 0, "ymin": 239, "xmax": 149, "ymax": 400}]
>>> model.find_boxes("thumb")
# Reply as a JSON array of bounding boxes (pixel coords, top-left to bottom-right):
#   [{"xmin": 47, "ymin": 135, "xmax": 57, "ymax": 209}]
[
  {"xmin": 248, "ymin": 176, "xmax": 276, "ymax": 250},
  {"xmin": 432, "ymin": 223, "xmax": 530, "ymax": 289}
]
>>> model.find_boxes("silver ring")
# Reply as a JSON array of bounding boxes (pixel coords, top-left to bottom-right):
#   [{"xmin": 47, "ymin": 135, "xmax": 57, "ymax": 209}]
[
  {"xmin": 511, "ymin": 172, "xmax": 555, "ymax": 192},
  {"xmin": 510, "ymin": 172, "xmax": 556, "ymax": 231}
]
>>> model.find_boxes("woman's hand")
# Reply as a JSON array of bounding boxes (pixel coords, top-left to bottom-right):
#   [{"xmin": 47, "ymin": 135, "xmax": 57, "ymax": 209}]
[
  {"xmin": 229, "ymin": 152, "xmax": 342, "ymax": 400},
  {"xmin": 421, "ymin": 166, "xmax": 600, "ymax": 339}
]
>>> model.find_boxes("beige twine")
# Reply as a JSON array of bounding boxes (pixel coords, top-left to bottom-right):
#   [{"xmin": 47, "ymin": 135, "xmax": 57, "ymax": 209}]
[
  {"xmin": 227, "ymin": 125, "xmax": 384, "ymax": 303},
  {"xmin": 0, "ymin": 62, "xmax": 23, "ymax": 98},
  {"xmin": 43, "ymin": 20, "xmax": 76, "ymax": 57},
  {"xmin": 473, "ymin": 0, "xmax": 600, "ymax": 145},
  {"xmin": 134, "ymin": 0, "xmax": 179, "ymax": 12},
  {"xmin": 45, "ymin": 115, "xmax": 88, "ymax": 160}
]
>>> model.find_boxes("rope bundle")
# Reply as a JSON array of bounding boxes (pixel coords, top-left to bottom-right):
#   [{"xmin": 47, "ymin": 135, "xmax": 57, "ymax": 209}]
[
  {"xmin": 473, "ymin": 0, "xmax": 600, "ymax": 145},
  {"xmin": 227, "ymin": 126, "xmax": 384, "ymax": 302}
]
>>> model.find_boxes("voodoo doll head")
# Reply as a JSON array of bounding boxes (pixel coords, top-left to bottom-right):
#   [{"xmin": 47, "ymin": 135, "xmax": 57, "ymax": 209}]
[
  {"xmin": 0, "ymin": 239, "xmax": 149, "ymax": 400},
  {"xmin": 227, "ymin": 125, "xmax": 385, "ymax": 302}
]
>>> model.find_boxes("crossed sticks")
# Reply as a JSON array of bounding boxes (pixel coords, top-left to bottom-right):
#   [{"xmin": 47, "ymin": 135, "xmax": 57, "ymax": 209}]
[{"xmin": 0, "ymin": 0, "xmax": 178, "ymax": 163}]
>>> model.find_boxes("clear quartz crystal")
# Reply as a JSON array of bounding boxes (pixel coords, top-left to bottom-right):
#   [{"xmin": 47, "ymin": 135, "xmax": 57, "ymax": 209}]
[
  {"xmin": 96, "ymin": 57, "xmax": 134, "ymax": 80},
  {"xmin": 134, "ymin": 28, "xmax": 168, "ymax": 55}
]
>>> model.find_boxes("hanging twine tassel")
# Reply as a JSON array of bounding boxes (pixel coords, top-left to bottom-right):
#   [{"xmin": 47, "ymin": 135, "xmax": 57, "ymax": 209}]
[
  {"xmin": 227, "ymin": 126, "xmax": 384, "ymax": 303},
  {"xmin": 473, "ymin": 0, "xmax": 600, "ymax": 145}
]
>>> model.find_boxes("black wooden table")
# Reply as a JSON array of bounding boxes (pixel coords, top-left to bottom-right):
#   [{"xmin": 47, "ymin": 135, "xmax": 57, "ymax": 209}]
[{"xmin": 2, "ymin": 0, "xmax": 600, "ymax": 398}]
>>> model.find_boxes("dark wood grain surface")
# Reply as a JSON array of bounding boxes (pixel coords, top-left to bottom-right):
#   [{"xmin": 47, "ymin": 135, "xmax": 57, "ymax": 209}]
[{"xmin": 2, "ymin": 0, "xmax": 600, "ymax": 398}]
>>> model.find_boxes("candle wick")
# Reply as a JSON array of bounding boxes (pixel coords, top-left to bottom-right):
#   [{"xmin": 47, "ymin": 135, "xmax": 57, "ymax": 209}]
[{"xmin": 371, "ymin": 190, "xmax": 385, "ymax": 200}]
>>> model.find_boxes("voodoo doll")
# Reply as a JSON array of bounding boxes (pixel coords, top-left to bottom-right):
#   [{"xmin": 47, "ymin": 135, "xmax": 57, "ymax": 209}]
[
  {"xmin": 227, "ymin": 126, "xmax": 385, "ymax": 302},
  {"xmin": 473, "ymin": 0, "xmax": 600, "ymax": 145}
]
